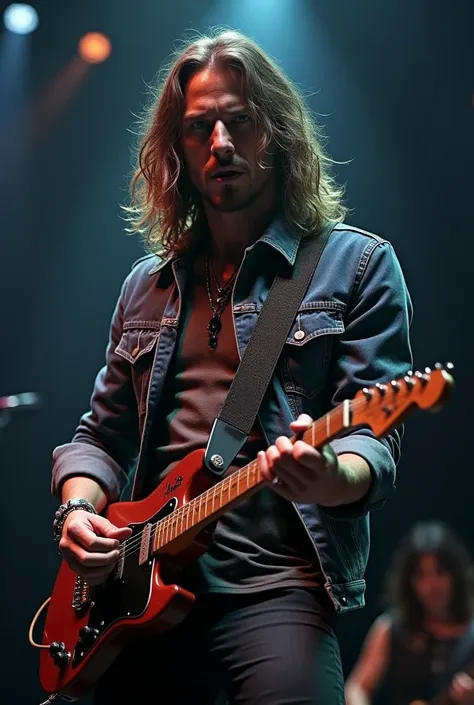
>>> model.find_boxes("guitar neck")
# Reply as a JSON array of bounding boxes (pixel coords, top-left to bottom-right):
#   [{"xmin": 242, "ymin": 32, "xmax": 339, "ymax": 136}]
[
  {"xmin": 152, "ymin": 365, "xmax": 453, "ymax": 554},
  {"xmin": 153, "ymin": 400, "xmax": 351, "ymax": 550}
]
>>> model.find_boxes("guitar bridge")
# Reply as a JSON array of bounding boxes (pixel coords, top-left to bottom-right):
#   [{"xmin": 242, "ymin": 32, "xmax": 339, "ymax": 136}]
[{"xmin": 72, "ymin": 575, "xmax": 91, "ymax": 614}]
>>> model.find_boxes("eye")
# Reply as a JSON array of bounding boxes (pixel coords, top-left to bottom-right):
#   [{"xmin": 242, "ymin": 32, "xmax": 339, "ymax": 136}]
[
  {"xmin": 190, "ymin": 119, "xmax": 207, "ymax": 131},
  {"xmin": 234, "ymin": 114, "xmax": 251, "ymax": 124}
]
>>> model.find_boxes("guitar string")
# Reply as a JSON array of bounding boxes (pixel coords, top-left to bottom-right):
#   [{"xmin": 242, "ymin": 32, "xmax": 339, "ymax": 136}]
[
  {"xmin": 117, "ymin": 392, "xmax": 382, "ymax": 561},
  {"xmin": 118, "ymin": 400, "xmax": 356, "ymax": 560},
  {"xmin": 118, "ymin": 386, "xmax": 415, "ymax": 561},
  {"xmin": 117, "ymin": 375, "xmax": 422, "ymax": 561}
]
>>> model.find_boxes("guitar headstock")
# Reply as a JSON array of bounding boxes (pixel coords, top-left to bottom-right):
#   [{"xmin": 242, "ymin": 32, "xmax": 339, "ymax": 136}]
[{"xmin": 352, "ymin": 363, "xmax": 454, "ymax": 438}]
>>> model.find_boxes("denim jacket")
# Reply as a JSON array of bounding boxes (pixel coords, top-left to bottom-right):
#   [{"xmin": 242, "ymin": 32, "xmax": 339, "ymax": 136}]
[{"xmin": 52, "ymin": 220, "xmax": 413, "ymax": 613}]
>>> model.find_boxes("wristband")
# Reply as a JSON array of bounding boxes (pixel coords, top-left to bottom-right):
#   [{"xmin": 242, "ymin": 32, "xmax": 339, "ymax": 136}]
[{"xmin": 53, "ymin": 498, "xmax": 97, "ymax": 543}]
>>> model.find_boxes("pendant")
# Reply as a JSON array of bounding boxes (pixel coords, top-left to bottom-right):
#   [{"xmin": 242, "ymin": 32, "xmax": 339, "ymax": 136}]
[{"xmin": 208, "ymin": 316, "xmax": 222, "ymax": 350}]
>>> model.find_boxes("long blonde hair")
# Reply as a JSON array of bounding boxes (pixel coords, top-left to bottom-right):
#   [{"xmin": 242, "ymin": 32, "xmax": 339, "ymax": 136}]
[{"xmin": 124, "ymin": 29, "xmax": 347, "ymax": 256}]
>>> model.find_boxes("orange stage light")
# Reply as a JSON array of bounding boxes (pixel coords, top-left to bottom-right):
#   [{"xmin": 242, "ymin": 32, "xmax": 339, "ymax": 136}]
[{"xmin": 78, "ymin": 32, "xmax": 111, "ymax": 64}]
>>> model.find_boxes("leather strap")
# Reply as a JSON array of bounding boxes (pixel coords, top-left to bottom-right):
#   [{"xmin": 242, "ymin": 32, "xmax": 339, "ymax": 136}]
[{"xmin": 204, "ymin": 221, "xmax": 335, "ymax": 475}]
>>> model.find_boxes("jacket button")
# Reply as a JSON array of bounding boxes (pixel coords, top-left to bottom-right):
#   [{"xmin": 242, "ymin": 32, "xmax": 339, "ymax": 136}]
[
  {"xmin": 341, "ymin": 595, "xmax": 347, "ymax": 603},
  {"xmin": 294, "ymin": 330, "xmax": 305, "ymax": 341},
  {"xmin": 131, "ymin": 346, "xmax": 140, "ymax": 357}
]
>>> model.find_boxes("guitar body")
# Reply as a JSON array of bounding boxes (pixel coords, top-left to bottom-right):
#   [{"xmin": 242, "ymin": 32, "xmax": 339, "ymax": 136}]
[
  {"xmin": 40, "ymin": 449, "xmax": 214, "ymax": 700},
  {"xmin": 36, "ymin": 366, "xmax": 454, "ymax": 701}
]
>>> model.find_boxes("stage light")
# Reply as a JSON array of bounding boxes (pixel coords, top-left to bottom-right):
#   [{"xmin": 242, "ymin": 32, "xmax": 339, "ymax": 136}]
[
  {"xmin": 3, "ymin": 3, "xmax": 38, "ymax": 35},
  {"xmin": 78, "ymin": 32, "xmax": 111, "ymax": 64}
]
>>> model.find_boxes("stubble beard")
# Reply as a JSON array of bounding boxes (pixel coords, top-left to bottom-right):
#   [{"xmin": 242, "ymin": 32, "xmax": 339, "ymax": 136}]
[{"xmin": 203, "ymin": 178, "xmax": 271, "ymax": 214}]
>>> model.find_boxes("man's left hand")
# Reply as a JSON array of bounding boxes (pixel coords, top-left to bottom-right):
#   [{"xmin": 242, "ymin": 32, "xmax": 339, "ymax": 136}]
[{"xmin": 258, "ymin": 414, "xmax": 370, "ymax": 506}]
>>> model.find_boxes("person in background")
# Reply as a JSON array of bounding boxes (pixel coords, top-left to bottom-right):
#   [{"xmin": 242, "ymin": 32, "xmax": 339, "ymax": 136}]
[{"xmin": 345, "ymin": 521, "xmax": 474, "ymax": 705}]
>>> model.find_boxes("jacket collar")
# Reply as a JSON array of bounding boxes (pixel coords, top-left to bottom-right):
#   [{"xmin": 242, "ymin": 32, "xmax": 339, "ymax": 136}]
[{"xmin": 147, "ymin": 214, "xmax": 303, "ymax": 275}]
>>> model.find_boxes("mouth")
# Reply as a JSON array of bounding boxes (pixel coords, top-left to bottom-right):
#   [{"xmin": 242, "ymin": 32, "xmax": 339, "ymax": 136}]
[{"xmin": 211, "ymin": 169, "xmax": 244, "ymax": 182}]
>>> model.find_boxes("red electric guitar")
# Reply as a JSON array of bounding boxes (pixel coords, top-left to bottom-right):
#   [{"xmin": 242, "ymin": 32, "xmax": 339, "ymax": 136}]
[{"xmin": 37, "ymin": 364, "xmax": 453, "ymax": 700}]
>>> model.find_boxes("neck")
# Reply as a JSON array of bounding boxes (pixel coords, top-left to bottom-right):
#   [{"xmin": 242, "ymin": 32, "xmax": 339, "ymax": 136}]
[{"xmin": 204, "ymin": 191, "xmax": 277, "ymax": 268}]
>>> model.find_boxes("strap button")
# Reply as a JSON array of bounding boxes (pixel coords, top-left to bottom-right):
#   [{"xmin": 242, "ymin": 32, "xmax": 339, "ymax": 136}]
[{"xmin": 294, "ymin": 330, "xmax": 305, "ymax": 341}]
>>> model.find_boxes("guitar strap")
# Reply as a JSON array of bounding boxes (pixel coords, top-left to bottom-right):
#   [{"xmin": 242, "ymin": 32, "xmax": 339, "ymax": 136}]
[{"xmin": 204, "ymin": 220, "xmax": 336, "ymax": 476}]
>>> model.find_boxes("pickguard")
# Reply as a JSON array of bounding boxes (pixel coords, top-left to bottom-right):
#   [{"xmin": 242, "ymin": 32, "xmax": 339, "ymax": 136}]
[{"xmin": 71, "ymin": 498, "xmax": 177, "ymax": 667}]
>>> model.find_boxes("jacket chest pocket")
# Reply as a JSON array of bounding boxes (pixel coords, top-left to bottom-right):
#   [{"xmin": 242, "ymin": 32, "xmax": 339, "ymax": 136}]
[
  {"xmin": 281, "ymin": 303, "xmax": 345, "ymax": 400},
  {"xmin": 115, "ymin": 321, "xmax": 161, "ymax": 415}
]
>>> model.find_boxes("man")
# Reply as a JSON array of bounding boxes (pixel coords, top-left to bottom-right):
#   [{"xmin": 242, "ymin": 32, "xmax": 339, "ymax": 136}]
[{"xmin": 52, "ymin": 30, "xmax": 412, "ymax": 705}]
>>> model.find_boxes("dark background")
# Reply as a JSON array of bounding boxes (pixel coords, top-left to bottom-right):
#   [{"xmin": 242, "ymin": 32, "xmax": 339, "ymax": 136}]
[{"xmin": 0, "ymin": 1, "xmax": 472, "ymax": 703}]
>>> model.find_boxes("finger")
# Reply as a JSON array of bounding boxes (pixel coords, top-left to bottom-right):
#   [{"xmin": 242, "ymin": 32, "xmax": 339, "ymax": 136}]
[
  {"xmin": 289, "ymin": 414, "xmax": 313, "ymax": 431},
  {"xmin": 274, "ymin": 435, "xmax": 296, "ymax": 458},
  {"xmin": 258, "ymin": 448, "xmax": 299, "ymax": 492},
  {"xmin": 258, "ymin": 447, "xmax": 275, "ymax": 483},
  {"xmin": 270, "ymin": 456, "xmax": 310, "ymax": 495},
  {"xmin": 267, "ymin": 441, "xmax": 317, "ymax": 492},
  {"xmin": 292, "ymin": 442, "xmax": 337, "ymax": 475},
  {"xmin": 77, "ymin": 548, "xmax": 120, "ymax": 569},
  {"xmin": 63, "ymin": 544, "xmax": 120, "ymax": 569},
  {"xmin": 457, "ymin": 673, "xmax": 474, "ymax": 688},
  {"xmin": 66, "ymin": 520, "xmax": 121, "ymax": 553},
  {"xmin": 90, "ymin": 515, "xmax": 132, "ymax": 541},
  {"xmin": 269, "ymin": 477, "xmax": 298, "ymax": 502}
]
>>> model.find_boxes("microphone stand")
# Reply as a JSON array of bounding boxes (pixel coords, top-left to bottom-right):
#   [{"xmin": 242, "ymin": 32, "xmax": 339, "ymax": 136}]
[{"xmin": 0, "ymin": 392, "xmax": 42, "ymax": 443}]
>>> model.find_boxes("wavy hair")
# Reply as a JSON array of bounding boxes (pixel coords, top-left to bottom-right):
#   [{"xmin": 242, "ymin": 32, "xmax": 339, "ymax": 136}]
[
  {"xmin": 385, "ymin": 521, "xmax": 474, "ymax": 630},
  {"xmin": 123, "ymin": 29, "xmax": 347, "ymax": 256}
]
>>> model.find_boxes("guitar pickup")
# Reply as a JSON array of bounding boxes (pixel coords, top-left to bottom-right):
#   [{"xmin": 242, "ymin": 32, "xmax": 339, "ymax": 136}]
[
  {"xmin": 114, "ymin": 543, "xmax": 125, "ymax": 581},
  {"xmin": 138, "ymin": 523, "xmax": 152, "ymax": 566}
]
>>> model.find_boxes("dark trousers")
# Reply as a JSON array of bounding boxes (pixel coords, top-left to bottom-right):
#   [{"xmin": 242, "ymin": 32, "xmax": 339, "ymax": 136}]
[{"xmin": 93, "ymin": 587, "xmax": 345, "ymax": 705}]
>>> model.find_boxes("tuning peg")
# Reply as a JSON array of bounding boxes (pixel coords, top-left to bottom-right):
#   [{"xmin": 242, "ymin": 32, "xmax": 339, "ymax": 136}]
[
  {"xmin": 433, "ymin": 361, "xmax": 454, "ymax": 371},
  {"xmin": 375, "ymin": 383, "xmax": 387, "ymax": 396},
  {"xmin": 415, "ymin": 371, "xmax": 429, "ymax": 385},
  {"xmin": 424, "ymin": 367, "xmax": 432, "ymax": 375},
  {"xmin": 391, "ymin": 380, "xmax": 401, "ymax": 392},
  {"xmin": 362, "ymin": 387, "xmax": 374, "ymax": 400}
]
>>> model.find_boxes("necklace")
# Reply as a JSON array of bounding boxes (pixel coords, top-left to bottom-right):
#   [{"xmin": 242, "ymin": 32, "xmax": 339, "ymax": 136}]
[{"xmin": 205, "ymin": 255, "xmax": 238, "ymax": 350}]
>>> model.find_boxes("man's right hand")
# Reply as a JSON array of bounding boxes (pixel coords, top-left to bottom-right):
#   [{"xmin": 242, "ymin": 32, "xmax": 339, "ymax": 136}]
[{"xmin": 59, "ymin": 510, "xmax": 132, "ymax": 585}]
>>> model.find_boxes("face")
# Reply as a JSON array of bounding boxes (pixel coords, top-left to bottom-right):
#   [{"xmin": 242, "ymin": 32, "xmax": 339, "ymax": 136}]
[
  {"xmin": 411, "ymin": 553, "xmax": 453, "ymax": 617},
  {"xmin": 180, "ymin": 64, "xmax": 276, "ymax": 213}
]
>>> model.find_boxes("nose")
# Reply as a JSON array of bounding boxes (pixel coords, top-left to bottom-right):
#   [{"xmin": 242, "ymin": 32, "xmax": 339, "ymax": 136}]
[{"xmin": 210, "ymin": 120, "xmax": 235, "ymax": 162}]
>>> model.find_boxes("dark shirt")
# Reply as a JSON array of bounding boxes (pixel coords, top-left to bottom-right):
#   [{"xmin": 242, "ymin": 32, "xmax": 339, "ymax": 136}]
[
  {"xmin": 147, "ymin": 262, "xmax": 321, "ymax": 594},
  {"xmin": 380, "ymin": 617, "xmax": 474, "ymax": 705}
]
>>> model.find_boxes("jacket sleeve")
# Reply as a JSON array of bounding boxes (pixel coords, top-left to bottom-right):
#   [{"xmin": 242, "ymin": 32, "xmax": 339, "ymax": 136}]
[
  {"xmin": 51, "ymin": 274, "xmax": 140, "ymax": 502},
  {"xmin": 325, "ymin": 240, "xmax": 413, "ymax": 519}
]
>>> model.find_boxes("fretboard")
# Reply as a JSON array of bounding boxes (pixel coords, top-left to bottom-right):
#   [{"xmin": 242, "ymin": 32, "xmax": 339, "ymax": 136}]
[{"xmin": 153, "ymin": 399, "xmax": 352, "ymax": 552}]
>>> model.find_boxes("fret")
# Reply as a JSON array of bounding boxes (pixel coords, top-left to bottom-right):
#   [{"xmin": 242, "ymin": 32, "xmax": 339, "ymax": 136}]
[
  {"xmin": 212, "ymin": 485, "xmax": 216, "ymax": 514},
  {"xmin": 220, "ymin": 481, "xmax": 224, "ymax": 508},
  {"xmin": 246, "ymin": 467, "xmax": 250, "ymax": 489}
]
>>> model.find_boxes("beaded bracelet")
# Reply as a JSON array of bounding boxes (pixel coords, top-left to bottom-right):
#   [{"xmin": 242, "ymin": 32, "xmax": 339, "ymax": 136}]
[{"xmin": 53, "ymin": 498, "xmax": 97, "ymax": 543}]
